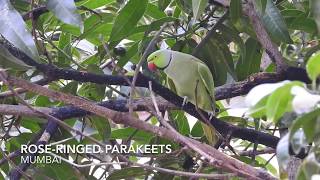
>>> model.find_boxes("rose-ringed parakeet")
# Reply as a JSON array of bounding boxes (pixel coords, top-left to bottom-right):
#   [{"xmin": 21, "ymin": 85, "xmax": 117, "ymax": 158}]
[{"xmin": 147, "ymin": 49, "xmax": 217, "ymax": 144}]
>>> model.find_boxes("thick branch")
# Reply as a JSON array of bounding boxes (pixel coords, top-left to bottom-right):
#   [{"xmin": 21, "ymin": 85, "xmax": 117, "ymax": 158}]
[
  {"xmin": 1, "ymin": 71, "xmax": 275, "ymax": 180},
  {"xmin": 0, "ymin": 97, "xmax": 175, "ymax": 117},
  {"xmin": 2, "ymin": 41, "xmax": 310, "ymax": 149},
  {"xmin": 22, "ymin": 6, "xmax": 48, "ymax": 21},
  {"xmin": 0, "ymin": 78, "xmax": 51, "ymax": 99}
]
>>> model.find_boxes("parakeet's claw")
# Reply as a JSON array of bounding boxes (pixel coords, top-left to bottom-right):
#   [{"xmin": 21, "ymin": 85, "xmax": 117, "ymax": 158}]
[
  {"xmin": 208, "ymin": 112, "xmax": 214, "ymax": 120},
  {"xmin": 182, "ymin": 96, "xmax": 188, "ymax": 108}
]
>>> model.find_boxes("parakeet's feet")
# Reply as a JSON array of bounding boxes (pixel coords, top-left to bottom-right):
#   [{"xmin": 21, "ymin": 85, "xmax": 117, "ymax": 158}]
[
  {"xmin": 182, "ymin": 96, "xmax": 188, "ymax": 108},
  {"xmin": 208, "ymin": 112, "xmax": 214, "ymax": 120}
]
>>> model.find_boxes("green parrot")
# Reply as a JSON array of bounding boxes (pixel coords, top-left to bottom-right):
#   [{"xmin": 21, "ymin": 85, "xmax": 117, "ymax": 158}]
[{"xmin": 147, "ymin": 49, "xmax": 217, "ymax": 144}]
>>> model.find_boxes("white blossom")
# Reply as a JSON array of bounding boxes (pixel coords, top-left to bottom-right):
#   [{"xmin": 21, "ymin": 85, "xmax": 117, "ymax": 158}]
[
  {"xmin": 312, "ymin": 174, "xmax": 320, "ymax": 180},
  {"xmin": 291, "ymin": 86, "xmax": 320, "ymax": 114},
  {"xmin": 245, "ymin": 80, "xmax": 290, "ymax": 107}
]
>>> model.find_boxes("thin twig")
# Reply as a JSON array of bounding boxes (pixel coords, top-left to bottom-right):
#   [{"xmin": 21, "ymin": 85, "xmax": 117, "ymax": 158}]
[{"xmin": 128, "ymin": 23, "xmax": 167, "ymax": 115}]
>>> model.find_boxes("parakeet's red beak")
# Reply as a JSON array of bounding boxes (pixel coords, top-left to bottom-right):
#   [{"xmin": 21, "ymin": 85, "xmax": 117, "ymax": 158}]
[{"xmin": 148, "ymin": 62, "xmax": 157, "ymax": 71}]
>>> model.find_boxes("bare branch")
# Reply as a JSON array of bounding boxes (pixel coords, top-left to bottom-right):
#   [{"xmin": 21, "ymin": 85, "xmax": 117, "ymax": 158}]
[
  {"xmin": 0, "ymin": 97, "xmax": 175, "ymax": 117},
  {"xmin": 0, "ymin": 70, "xmax": 275, "ymax": 179},
  {"xmin": 0, "ymin": 78, "xmax": 51, "ymax": 99},
  {"xmin": 0, "ymin": 104, "xmax": 51, "ymax": 116},
  {"xmin": 0, "ymin": 41, "xmax": 282, "ymax": 148},
  {"xmin": 22, "ymin": 6, "xmax": 48, "ymax": 21},
  {"xmin": 129, "ymin": 23, "xmax": 167, "ymax": 114},
  {"xmin": 244, "ymin": 0, "xmax": 287, "ymax": 73}
]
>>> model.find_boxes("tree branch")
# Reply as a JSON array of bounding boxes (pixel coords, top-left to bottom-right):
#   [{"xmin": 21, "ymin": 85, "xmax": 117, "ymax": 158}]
[
  {"xmin": 244, "ymin": 0, "xmax": 287, "ymax": 73},
  {"xmin": 0, "ymin": 97, "xmax": 175, "ymax": 117},
  {"xmin": 1, "ymin": 41, "xmax": 309, "ymax": 149},
  {"xmin": 0, "ymin": 78, "xmax": 51, "ymax": 99},
  {"xmin": 0, "ymin": 71, "xmax": 275, "ymax": 179},
  {"xmin": 22, "ymin": 6, "xmax": 48, "ymax": 21}
]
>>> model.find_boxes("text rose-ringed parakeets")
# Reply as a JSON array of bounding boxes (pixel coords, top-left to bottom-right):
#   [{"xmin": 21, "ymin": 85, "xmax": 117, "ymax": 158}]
[{"xmin": 147, "ymin": 49, "xmax": 217, "ymax": 144}]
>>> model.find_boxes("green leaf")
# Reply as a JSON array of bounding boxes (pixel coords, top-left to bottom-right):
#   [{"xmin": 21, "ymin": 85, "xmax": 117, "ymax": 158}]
[
  {"xmin": 311, "ymin": 0, "xmax": 320, "ymax": 34},
  {"xmin": 61, "ymin": 81, "xmax": 78, "ymax": 95},
  {"xmin": 91, "ymin": 116, "xmax": 111, "ymax": 141},
  {"xmin": 262, "ymin": 0, "xmax": 292, "ymax": 44},
  {"xmin": 175, "ymin": 0, "xmax": 192, "ymax": 14},
  {"xmin": 10, "ymin": 0, "xmax": 30, "ymax": 11},
  {"xmin": 230, "ymin": 0, "xmax": 242, "ymax": 24},
  {"xmin": 0, "ymin": 0, "xmax": 39, "ymax": 61},
  {"xmin": 34, "ymin": 95, "xmax": 57, "ymax": 107},
  {"xmin": 255, "ymin": 0, "xmax": 267, "ymax": 14},
  {"xmin": 193, "ymin": 34, "xmax": 235, "ymax": 85},
  {"xmin": 109, "ymin": 0, "xmax": 148, "ymax": 43},
  {"xmin": 47, "ymin": 0, "xmax": 84, "ymax": 32},
  {"xmin": 281, "ymin": 9, "xmax": 306, "ymax": 17},
  {"xmin": 82, "ymin": 0, "xmax": 115, "ymax": 9},
  {"xmin": 290, "ymin": 108, "xmax": 320, "ymax": 143},
  {"xmin": 247, "ymin": 96, "xmax": 268, "ymax": 118},
  {"xmin": 82, "ymin": 13, "xmax": 114, "ymax": 45},
  {"xmin": 41, "ymin": 161, "xmax": 78, "ymax": 180},
  {"xmin": 0, "ymin": 45, "xmax": 32, "ymax": 71},
  {"xmin": 57, "ymin": 32, "xmax": 72, "ymax": 67},
  {"xmin": 78, "ymin": 83, "xmax": 105, "ymax": 101},
  {"xmin": 232, "ymin": 16, "xmax": 257, "ymax": 37},
  {"xmin": 192, "ymin": 0, "xmax": 208, "ymax": 20},
  {"xmin": 281, "ymin": 9, "xmax": 317, "ymax": 33},
  {"xmin": 169, "ymin": 110, "xmax": 190, "ymax": 135},
  {"xmin": 67, "ymin": 12, "xmax": 113, "ymax": 38},
  {"xmin": 215, "ymin": 35, "xmax": 236, "ymax": 78},
  {"xmin": 236, "ymin": 38, "xmax": 261, "ymax": 80},
  {"xmin": 77, "ymin": 65, "xmax": 106, "ymax": 101},
  {"xmin": 173, "ymin": 4, "xmax": 182, "ymax": 17},
  {"xmin": 35, "ymin": 165, "xmax": 59, "ymax": 179},
  {"xmin": 111, "ymin": 127, "xmax": 154, "ymax": 142},
  {"xmin": 219, "ymin": 116, "xmax": 247, "ymax": 126},
  {"xmin": 146, "ymin": 3, "xmax": 167, "ymax": 19},
  {"xmin": 256, "ymin": 156, "xmax": 278, "ymax": 176},
  {"xmin": 158, "ymin": 0, "xmax": 171, "ymax": 11},
  {"xmin": 219, "ymin": 24, "xmax": 246, "ymax": 66},
  {"xmin": 191, "ymin": 121, "xmax": 203, "ymax": 137},
  {"xmin": 306, "ymin": 52, "xmax": 320, "ymax": 85},
  {"xmin": 266, "ymin": 82, "xmax": 303, "ymax": 123},
  {"xmin": 132, "ymin": 17, "xmax": 178, "ymax": 35},
  {"xmin": 118, "ymin": 41, "xmax": 139, "ymax": 67},
  {"xmin": 285, "ymin": 16, "xmax": 317, "ymax": 34},
  {"xmin": 107, "ymin": 167, "xmax": 149, "ymax": 180}
]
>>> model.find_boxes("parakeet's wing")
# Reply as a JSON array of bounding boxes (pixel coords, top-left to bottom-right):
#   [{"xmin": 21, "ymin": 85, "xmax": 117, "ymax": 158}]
[
  {"xmin": 197, "ymin": 63, "xmax": 215, "ymax": 104},
  {"xmin": 197, "ymin": 62, "xmax": 218, "ymax": 145},
  {"xmin": 167, "ymin": 76, "xmax": 177, "ymax": 93}
]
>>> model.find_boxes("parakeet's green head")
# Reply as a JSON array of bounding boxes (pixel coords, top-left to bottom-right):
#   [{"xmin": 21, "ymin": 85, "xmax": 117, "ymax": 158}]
[{"xmin": 147, "ymin": 49, "xmax": 172, "ymax": 71}]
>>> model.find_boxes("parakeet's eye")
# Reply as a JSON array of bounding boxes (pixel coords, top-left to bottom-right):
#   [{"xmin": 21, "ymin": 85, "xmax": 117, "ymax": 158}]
[{"xmin": 148, "ymin": 62, "xmax": 157, "ymax": 71}]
